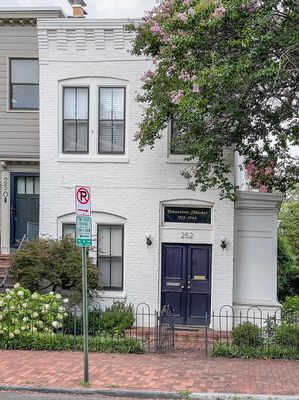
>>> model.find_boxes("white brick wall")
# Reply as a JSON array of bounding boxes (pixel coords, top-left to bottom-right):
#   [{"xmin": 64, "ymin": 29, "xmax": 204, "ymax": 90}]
[{"xmin": 38, "ymin": 19, "xmax": 235, "ymax": 314}]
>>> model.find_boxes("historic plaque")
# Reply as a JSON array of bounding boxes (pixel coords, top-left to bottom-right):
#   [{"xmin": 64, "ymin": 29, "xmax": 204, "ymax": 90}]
[{"xmin": 164, "ymin": 206, "xmax": 211, "ymax": 224}]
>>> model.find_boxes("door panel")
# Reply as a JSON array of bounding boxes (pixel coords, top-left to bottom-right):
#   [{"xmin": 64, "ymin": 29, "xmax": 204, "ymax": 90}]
[
  {"xmin": 11, "ymin": 174, "xmax": 39, "ymax": 248},
  {"xmin": 161, "ymin": 244, "xmax": 187, "ymax": 324},
  {"xmin": 161, "ymin": 243, "xmax": 212, "ymax": 325}
]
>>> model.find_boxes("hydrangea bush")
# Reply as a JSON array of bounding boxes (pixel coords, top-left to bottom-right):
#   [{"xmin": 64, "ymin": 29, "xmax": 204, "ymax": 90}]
[
  {"xmin": 0, "ymin": 283, "xmax": 69, "ymax": 339},
  {"xmin": 128, "ymin": 0, "xmax": 299, "ymax": 199}
]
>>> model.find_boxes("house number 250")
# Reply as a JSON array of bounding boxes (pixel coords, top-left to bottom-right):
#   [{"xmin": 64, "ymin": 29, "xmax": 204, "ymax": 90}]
[{"xmin": 181, "ymin": 232, "xmax": 194, "ymax": 239}]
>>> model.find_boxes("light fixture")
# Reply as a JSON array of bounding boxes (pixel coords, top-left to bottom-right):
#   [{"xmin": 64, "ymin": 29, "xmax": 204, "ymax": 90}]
[
  {"xmin": 145, "ymin": 232, "xmax": 152, "ymax": 246},
  {"xmin": 220, "ymin": 235, "xmax": 227, "ymax": 249}
]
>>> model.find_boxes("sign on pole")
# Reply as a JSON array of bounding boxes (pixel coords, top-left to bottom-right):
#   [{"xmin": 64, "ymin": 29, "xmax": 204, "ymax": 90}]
[
  {"xmin": 75, "ymin": 186, "xmax": 91, "ymax": 216},
  {"xmin": 76, "ymin": 216, "xmax": 92, "ymax": 247}
]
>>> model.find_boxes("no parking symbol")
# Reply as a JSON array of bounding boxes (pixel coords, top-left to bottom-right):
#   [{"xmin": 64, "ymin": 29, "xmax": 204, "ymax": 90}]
[{"xmin": 75, "ymin": 186, "xmax": 91, "ymax": 216}]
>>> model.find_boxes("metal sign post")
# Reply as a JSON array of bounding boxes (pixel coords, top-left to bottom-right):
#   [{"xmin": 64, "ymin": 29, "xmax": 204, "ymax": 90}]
[{"xmin": 75, "ymin": 187, "xmax": 92, "ymax": 384}]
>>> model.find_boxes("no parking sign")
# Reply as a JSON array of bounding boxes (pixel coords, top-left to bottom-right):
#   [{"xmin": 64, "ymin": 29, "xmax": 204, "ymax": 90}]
[{"xmin": 75, "ymin": 186, "xmax": 91, "ymax": 216}]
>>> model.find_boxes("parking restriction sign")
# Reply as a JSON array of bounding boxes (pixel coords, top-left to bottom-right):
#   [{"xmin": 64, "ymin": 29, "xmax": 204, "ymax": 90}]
[{"xmin": 75, "ymin": 186, "xmax": 91, "ymax": 216}]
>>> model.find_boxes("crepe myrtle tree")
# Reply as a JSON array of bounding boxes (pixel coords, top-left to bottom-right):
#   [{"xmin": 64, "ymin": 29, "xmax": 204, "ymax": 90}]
[{"xmin": 128, "ymin": 0, "xmax": 299, "ymax": 199}]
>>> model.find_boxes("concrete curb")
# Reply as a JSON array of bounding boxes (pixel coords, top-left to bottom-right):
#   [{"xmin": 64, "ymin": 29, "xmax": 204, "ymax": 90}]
[{"xmin": 0, "ymin": 386, "xmax": 298, "ymax": 400}]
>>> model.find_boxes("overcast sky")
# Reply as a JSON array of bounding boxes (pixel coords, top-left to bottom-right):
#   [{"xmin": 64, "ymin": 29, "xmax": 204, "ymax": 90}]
[{"xmin": 0, "ymin": 0, "xmax": 156, "ymax": 18}]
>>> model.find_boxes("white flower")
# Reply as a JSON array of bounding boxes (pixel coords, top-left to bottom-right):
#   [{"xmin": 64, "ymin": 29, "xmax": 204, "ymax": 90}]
[
  {"xmin": 5, "ymin": 289, "xmax": 11, "ymax": 294},
  {"xmin": 17, "ymin": 291, "xmax": 24, "ymax": 298},
  {"xmin": 22, "ymin": 303, "xmax": 28, "ymax": 308},
  {"xmin": 44, "ymin": 304, "xmax": 50, "ymax": 310},
  {"xmin": 55, "ymin": 294, "xmax": 62, "ymax": 300},
  {"xmin": 21, "ymin": 327, "xmax": 26, "ymax": 331},
  {"xmin": 37, "ymin": 320, "xmax": 44, "ymax": 327},
  {"xmin": 9, "ymin": 332, "xmax": 15, "ymax": 339},
  {"xmin": 52, "ymin": 321, "xmax": 59, "ymax": 328},
  {"xmin": 0, "ymin": 329, "xmax": 4, "ymax": 334},
  {"xmin": 49, "ymin": 291, "xmax": 54, "ymax": 295},
  {"xmin": 57, "ymin": 313, "xmax": 63, "ymax": 321},
  {"xmin": 13, "ymin": 283, "xmax": 20, "ymax": 289},
  {"xmin": 13, "ymin": 329, "xmax": 20, "ymax": 335},
  {"xmin": 5, "ymin": 294, "xmax": 11, "ymax": 300},
  {"xmin": 63, "ymin": 299, "xmax": 69, "ymax": 304},
  {"xmin": 0, "ymin": 315, "xmax": 3, "ymax": 321},
  {"xmin": 31, "ymin": 293, "xmax": 39, "ymax": 300},
  {"xmin": 64, "ymin": 312, "xmax": 68, "ymax": 317},
  {"xmin": 58, "ymin": 306, "xmax": 65, "ymax": 312},
  {"xmin": 22, "ymin": 317, "xmax": 28, "ymax": 323},
  {"xmin": 32, "ymin": 312, "xmax": 39, "ymax": 318},
  {"xmin": 0, "ymin": 301, "xmax": 3, "ymax": 307},
  {"xmin": 32, "ymin": 327, "xmax": 37, "ymax": 332}
]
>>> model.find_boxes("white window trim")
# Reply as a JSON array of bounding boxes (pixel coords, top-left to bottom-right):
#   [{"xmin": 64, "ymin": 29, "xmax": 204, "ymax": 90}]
[{"xmin": 58, "ymin": 77, "xmax": 129, "ymax": 163}]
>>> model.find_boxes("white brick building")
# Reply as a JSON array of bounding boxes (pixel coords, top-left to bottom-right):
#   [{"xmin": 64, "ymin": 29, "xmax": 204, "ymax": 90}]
[{"xmin": 37, "ymin": 17, "xmax": 283, "ymax": 323}]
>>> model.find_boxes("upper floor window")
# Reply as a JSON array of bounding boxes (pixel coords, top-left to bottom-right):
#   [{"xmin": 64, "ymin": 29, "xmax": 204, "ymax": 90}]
[
  {"xmin": 63, "ymin": 87, "xmax": 89, "ymax": 153},
  {"xmin": 170, "ymin": 119, "xmax": 185, "ymax": 155},
  {"xmin": 10, "ymin": 59, "xmax": 39, "ymax": 110},
  {"xmin": 99, "ymin": 87, "xmax": 125, "ymax": 154}
]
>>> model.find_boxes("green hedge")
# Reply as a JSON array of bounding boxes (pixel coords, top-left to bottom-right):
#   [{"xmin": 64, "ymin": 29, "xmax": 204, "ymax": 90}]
[
  {"xmin": 211, "ymin": 343, "xmax": 299, "ymax": 360},
  {"xmin": 0, "ymin": 333, "xmax": 144, "ymax": 354}
]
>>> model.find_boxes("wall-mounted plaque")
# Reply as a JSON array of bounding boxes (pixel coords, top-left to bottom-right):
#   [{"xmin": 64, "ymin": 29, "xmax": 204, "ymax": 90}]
[{"xmin": 164, "ymin": 206, "xmax": 211, "ymax": 224}]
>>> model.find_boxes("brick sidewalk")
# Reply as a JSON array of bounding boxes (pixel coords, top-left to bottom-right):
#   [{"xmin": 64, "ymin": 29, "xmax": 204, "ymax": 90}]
[{"xmin": 0, "ymin": 350, "xmax": 298, "ymax": 396}]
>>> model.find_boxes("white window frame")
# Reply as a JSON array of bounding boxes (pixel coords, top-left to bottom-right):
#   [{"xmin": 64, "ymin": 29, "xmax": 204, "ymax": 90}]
[{"xmin": 58, "ymin": 77, "xmax": 129, "ymax": 163}]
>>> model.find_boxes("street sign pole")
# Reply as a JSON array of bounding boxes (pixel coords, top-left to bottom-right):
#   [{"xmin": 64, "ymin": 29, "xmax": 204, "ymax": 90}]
[
  {"xmin": 82, "ymin": 246, "xmax": 89, "ymax": 383},
  {"xmin": 75, "ymin": 186, "xmax": 92, "ymax": 385}
]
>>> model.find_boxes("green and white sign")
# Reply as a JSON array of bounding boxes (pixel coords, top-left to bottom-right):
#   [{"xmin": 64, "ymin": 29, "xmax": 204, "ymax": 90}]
[{"xmin": 76, "ymin": 216, "xmax": 92, "ymax": 247}]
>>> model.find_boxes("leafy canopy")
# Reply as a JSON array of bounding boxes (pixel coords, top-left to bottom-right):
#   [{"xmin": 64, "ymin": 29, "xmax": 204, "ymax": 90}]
[{"xmin": 128, "ymin": 0, "xmax": 299, "ymax": 199}]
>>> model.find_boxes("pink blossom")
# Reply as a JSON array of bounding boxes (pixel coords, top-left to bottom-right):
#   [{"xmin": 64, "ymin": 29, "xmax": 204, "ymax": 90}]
[
  {"xmin": 141, "ymin": 70, "xmax": 155, "ymax": 83},
  {"xmin": 265, "ymin": 166, "xmax": 273, "ymax": 175},
  {"xmin": 192, "ymin": 84, "xmax": 201, "ymax": 93},
  {"xmin": 178, "ymin": 12, "xmax": 188, "ymax": 22},
  {"xmin": 151, "ymin": 22, "xmax": 164, "ymax": 35},
  {"xmin": 171, "ymin": 90, "xmax": 184, "ymax": 105},
  {"xmin": 183, "ymin": 0, "xmax": 191, "ymax": 4},
  {"xmin": 179, "ymin": 69, "xmax": 190, "ymax": 82},
  {"xmin": 191, "ymin": 74, "xmax": 198, "ymax": 81},
  {"xmin": 211, "ymin": 4, "xmax": 226, "ymax": 19},
  {"xmin": 188, "ymin": 8, "xmax": 195, "ymax": 16},
  {"xmin": 259, "ymin": 185, "xmax": 269, "ymax": 193}
]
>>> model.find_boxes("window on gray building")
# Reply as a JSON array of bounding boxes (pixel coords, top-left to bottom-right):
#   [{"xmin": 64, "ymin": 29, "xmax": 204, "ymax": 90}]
[
  {"xmin": 98, "ymin": 88, "xmax": 125, "ymax": 154},
  {"xmin": 63, "ymin": 87, "xmax": 89, "ymax": 153},
  {"xmin": 97, "ymin": 225, "xmax": 123, "ymax": 290},
  {"xmin": 10, "ymin": 59, "xmax": 39, "ymax": 110}
]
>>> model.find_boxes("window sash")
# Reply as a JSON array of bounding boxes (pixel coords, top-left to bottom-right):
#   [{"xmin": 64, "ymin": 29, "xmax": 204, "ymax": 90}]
[
  {"xmin": 98, "ymin": 87, "xmax": 125, "ymax": 154},
  {"xmin": 63, "ymin": 87, "xmax": 89, "ymax": 154},
  {"xmin": 97, "ymin": 225, "xmax": 124, "ymax": 290},
  {"xmin": 10, "ymin": 58, "xmax": 39, "ymax": 110},
  {"xmin": 170, "ymin": 119, "xmax": 185, "ymax": 155}
]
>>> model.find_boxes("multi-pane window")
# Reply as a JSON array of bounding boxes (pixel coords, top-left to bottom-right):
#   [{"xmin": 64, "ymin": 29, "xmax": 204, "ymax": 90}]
[
  {"xmin": 99, "ymin": 88, "xmax": 125, "ymax": 154},
  {"xmin": 97, "ymin": 225, "xmax": 123, "ymax": 290},
  {"xmin": 16, "ymin": 176, "xmax": 40, "ymax": 194},
  {"xmin": 63, "ymin": 87, "xmax": 89, "ymax": 153},
  {"xmin": 62, "ymin": 223, "xmax": 76, "ymax": 239},
  {"xmin": 170, "ymin": 119, "xmax": 185, "ymax": 154},
  {"xmin": 10, "ymin": 59, "xmax": 39, "ymax": 110}
]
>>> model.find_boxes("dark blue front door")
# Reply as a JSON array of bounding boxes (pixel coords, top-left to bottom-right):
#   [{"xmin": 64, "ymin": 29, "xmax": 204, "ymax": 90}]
[{"xmin": 161, "ymin": 243, "xmax": 212, "ymax": 325}]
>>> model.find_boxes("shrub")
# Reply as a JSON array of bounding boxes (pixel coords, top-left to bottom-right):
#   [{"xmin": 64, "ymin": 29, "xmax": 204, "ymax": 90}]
[
  {"xmin": 0, "ymin": 284, "xmax": 69, "ymax": 337},
  {"xmin": 100, "ymin": 301, "xmax": 135, "ymax": 334},
  {"xmin": 232, "ymin": 321, "xmax": 263, "ymax": 347},
  {"xmin": 211, "ymin": 343, "xmax": 299, "ymax": 360},
  {"xmin": 10, "ymin": 237, "xmax": 101, "ymax": 304},
  {"xmin": 0, "ymin": 333, "xmax": 143, "ymax": 354},
  {"xmin": 275, "ymin": 323, "xmax": 299, "ymax": 348},
  {"xmin": 282, "ymin": 296, "xmax": 299, "ymax": 321}
]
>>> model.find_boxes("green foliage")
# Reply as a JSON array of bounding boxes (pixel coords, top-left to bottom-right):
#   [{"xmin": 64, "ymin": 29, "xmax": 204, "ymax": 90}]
[
  {"xmin": 282, "ymin": 296, "xmax": 299, "ymax": 320},
  {"xmin": 211, "ymin": 343, "xmax": 299, "ymax": 360},
  {"xmin": 100, "ymin": 301, "xmax": 134, "ymax": 334},
  {"xmin": 232, "ymin": 321, "xmax": 263, "ymax": 347},
  {"xmin": 277, "ymin": 235, "xmax": 296, "ymax": 300},
  {"xmin": 10, "ymin": 237, "xmax": 101, "ymax": 304},
  {"xmin": 0, "ymin": 284, "xmax": 69, "ymax": 337},
  {"xmin": 275, "ymin": 322, "xmax": 299, "ymax": 347},
  {"xmin": 0, "ymin": 333, "xmax": 143, "ymax": 353},
  {"xmin": 129, "ymin": 0, "xmax": 299, "ymax": 199}
]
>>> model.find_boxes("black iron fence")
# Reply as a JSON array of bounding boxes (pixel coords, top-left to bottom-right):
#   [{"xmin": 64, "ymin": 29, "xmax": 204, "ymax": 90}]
[{"xmin": 0, "ymin": 301, "xmax": 297, "ymax": 358}]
